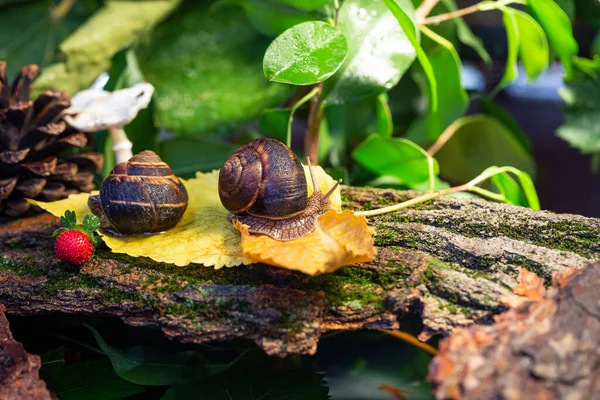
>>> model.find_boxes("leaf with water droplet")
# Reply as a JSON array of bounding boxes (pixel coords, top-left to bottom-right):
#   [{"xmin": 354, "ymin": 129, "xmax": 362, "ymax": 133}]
[
  {"xmin": 323, "ymin": 0, "xmax": 418, "ymax": 104},
  {"xmin": 263, "ymin": 21, "xmax": 348, "ymax": 85}
]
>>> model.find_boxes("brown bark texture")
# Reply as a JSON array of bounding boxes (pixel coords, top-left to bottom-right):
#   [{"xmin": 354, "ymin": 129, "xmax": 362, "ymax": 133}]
[
  {"xmin": 428, "ymin": 262, "xmax": 600, "ymax": 400},
  {"xmin": 0, "ymin": 186, "xmax": 598, "ymax": 357},
  {"xmin": 0, "ymin": 304, "xmax": 52, "ymax": 399}
]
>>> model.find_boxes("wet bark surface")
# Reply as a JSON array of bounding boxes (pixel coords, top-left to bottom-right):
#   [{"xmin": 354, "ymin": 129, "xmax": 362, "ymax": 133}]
[
  {"xmin": 0, "ymin": 187, "xmax": 598, "ymax": 356},
  {"xmin": 428, "ymin": 262, "xmax": 600, "ymax": 400},
  {"xmin": 0, "ymin": 304, "xmax": 51, "ymax": 399}
]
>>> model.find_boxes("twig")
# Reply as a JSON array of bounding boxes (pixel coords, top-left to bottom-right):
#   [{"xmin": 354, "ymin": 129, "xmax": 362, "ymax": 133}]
[
  {"xmin": 381, "ymin": 330, "xmax": 438, "ymax": 356},
  {"xmin": 355, "ymin": 166, "xmax": 523, "ymax": 217},
  {"xmin": 304, "ymin": 83, "xmax": 323, "ymax": 163},
  {"xmin": 422, "ymin": 0, "xmax": 525, "ymax": 25},
  {"xmin": 422, "ymin": 3, "xmax": 480, "ymax": 24},
  {"xmin": 51, "ymin": 0, "xmax": 76, "ymax": 20},
  {"xmin": 427, "ymin": 118, "xmax": 463, "ymax": 156},
  {"xmin": 415, "ymin": 0, "xmax": 441, "ymax": 24}
]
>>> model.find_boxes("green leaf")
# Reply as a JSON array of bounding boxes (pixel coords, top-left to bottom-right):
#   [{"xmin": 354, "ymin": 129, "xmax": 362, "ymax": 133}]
[
  {"xmin": 439, "ymin": 0, "xmax": 491, "ymax": 64},
  {"xmin": 258, "ymin": 87, "xmax": 319, "ymax": 146},
  {"xmin": 61, "ymin": 210, "xmax": 77, "ymax": 229},
  {"xmin": 0, "ymin": 0, "xmax": 98, "ymax": 79},
  {"xmin": 406, "ymin": 25, "xmax": 467, "ymax": 143},
  {"xmin": 34, "ymin": 0, "xmax": 180, "ymax": 95},
  {"xmin": 383, "ymin": 0, "xmax": 437, "ymax": 111},
  {"xmin": 474, "ymin": 166, "xmax": 539, "ymax": 210},
  {"xmin": 528, "ymin": 0, "xmax": 578, "ymax": 77},
  {"xmin": 352, "ymin": 135, "xmax": 438, "ymax": 185},
  {"xmin": 479, "ymin": 95, "xmax": 531, "ymax": 152},
  {"xmin": 259, "ymin": 108, "xmax": 292, "ymax": 143},
  {"xmin": 231, "ymin": 0, "xmax": 325, "ymax": 37},
  {"xmin": 554, "ymin": 0, "xmax": 575, "ymax": 20},
  {"xmin": 491, "ymin": 172, "xmax": 528, "ymax": 207},
  {"xmin": 512, "ymin": 9, "xmax": 549, "ymax": 82},
  {"xmin": 323, "ymin": 0, "xmax": 418, "ymax": 104},
  {"xmin": 263, "ymin": 21, "xmax": 348, "ymax": 85},
  {"xmin": 83, "ymin": 215, "xmax": 100, "ymax": 233},
  {"xmin": 557, "ymin": 77, "xmax": 600, "ymax": 153},
  {"xmin": 159, "ymin": 138, "xmax": 239, "ymax": 178},
  {"xmin": 276, "ymin": 0, "xmax": 330, "ymax": 10},
  {"xmin": 139, "ymin": 2, "xmax": 293, "ymax": 135},
  {"xmin": 40, "ymin": 348, "xmax": 145, "ymax": 400},
  {"xmin": 435, "ymin": 115, "xmax": 536, "ymax": 184},
  {"xmin": 86, "ymin": 324, "xmax": 207, "ymax": 386},
  {"xmin": 495, "ymin": 7, "xmax": 519, "ymax": 93},
  {"xmin": 376, "ymin": 93, "xmax": 393, "ymax": 137}
]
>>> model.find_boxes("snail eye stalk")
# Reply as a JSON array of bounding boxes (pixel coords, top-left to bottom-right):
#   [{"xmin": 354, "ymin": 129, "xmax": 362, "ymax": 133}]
[{"xmin": 305, "ymin": 156, "xmax": 321, "ymax": 193}]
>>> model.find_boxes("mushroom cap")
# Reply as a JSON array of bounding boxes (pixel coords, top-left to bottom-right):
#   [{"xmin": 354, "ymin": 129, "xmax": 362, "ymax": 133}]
[{"xmin": 62, "ymin": 82, "xmax": 154, "ymax": 132}]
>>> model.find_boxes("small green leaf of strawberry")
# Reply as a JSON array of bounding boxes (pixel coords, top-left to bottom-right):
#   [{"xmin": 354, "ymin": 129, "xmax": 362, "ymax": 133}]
[
  {"xmin": 82, "ymin": 215, "xmax": 100, "ymax": 233},
  {"xmin": 60, "ymin": 210, "xmax": 77, "ymax": 230}
]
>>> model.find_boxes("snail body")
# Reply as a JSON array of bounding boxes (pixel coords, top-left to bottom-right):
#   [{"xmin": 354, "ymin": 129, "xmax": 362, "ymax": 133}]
[
  {"xmin": 219, "ymin": 138, "xmax": 340, "ymax": 241},
  {"xmin": 88, "ymin": 150, "xmax": 188, "ymax": 235}
]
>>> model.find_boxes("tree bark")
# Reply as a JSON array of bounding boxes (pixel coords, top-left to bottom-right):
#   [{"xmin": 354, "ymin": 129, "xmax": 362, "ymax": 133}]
[
  {"xmin": 0, "ymin": 304, "xmax": 52, "ymax": 399},
  {"xmin": 428, "ymin": 261, "xmax": 600, "ymax": 399},
  {"xmin": 0, "ymin": 187, "xmax": 598, "ymax": 356}
]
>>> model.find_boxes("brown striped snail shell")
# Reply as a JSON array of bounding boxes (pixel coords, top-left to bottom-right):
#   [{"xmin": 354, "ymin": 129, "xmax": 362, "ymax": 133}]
[
  {"xmin": 88, "ymin": 150, "xmax": 188, "ymax": 235},
  {"xmin": 218, "ymin": 138, "xmax": 340, "ymax": 241}
]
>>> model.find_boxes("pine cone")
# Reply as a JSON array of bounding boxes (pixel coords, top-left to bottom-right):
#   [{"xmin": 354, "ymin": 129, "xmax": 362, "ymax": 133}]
[{"xmin": 0, "ymin": 62, "xmax": 103, "ymax": 217}]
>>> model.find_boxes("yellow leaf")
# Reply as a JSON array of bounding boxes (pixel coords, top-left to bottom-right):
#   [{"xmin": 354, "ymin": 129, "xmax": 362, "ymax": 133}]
[
  {"xmin": 27, "ymin": 164, "xmax": 345, "ymax": 269},
  {"xmin": 235, "ymin": 210, "xmax": 376, "ymax": 276},
  {"xmin": 28, "ymin": 192, "xmax": 97, "ymax": 224},
  {"xmin": 30, "ymin": 171, "xmax": 249, "ymax": 268}
]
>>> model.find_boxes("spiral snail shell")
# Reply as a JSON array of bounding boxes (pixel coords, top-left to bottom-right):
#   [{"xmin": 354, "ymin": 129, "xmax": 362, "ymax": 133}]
[
  {"xmin": 88, "ymin": 150, "xmax": 188, "ymax": 235},
  {"xmin": 219, "ymin": 138, "xmax": 340, "ymax": 241}
]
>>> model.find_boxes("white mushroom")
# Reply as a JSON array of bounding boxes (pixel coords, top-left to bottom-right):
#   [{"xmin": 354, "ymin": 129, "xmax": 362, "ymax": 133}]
[{"xmin": 62, "ymin": 82, "xmax": 155, "ymax": 164}]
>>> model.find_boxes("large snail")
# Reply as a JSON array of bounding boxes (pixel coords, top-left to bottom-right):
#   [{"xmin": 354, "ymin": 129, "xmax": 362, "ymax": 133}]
[
  {"xmin": 219, "ymin": 138, "xmax": 340, "ymax": 241},
  {"xmin": 88, "ymin": 150, "xmax": 188, "ymax": 235}
]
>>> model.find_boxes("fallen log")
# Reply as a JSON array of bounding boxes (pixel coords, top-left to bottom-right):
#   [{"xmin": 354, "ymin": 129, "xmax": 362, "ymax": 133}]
[
  {"xmin": 428, "ymin": 262, "xmax": 600, "ymax": 399},
  {"xmin": 0, "ymin": 187, "xmax": 598, "ymax": 356},
  {"xmin": 0, "ymin": 304, "xmax": 51, "ymax": 399}
]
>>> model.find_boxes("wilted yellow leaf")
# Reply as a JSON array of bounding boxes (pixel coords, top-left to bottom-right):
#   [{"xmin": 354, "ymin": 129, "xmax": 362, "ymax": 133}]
[
  {"xmin": 235, "ymin": 210, "xmax": 376, "ymax": 276},
  {"xmin": 28, "ymin": 192, "xmax": 97, "ymax": 224},
  {"xmin": 28, "ymin": 164, "xmax": 345, "ymax": 270}
]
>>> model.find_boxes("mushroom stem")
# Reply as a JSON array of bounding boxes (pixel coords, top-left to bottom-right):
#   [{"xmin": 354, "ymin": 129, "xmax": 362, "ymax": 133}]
[{"xmin": 109, "ymin": 127, "xmax": 133, "ymax": 164}]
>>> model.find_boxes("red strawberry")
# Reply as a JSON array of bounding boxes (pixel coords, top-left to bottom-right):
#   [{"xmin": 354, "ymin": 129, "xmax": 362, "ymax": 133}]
[
  {"xmin": 54, "ymin": 230, "xmax": 94, "ymax": 265},
  {"xmin": 53, "ymin": 210, "xmax": 102, "ymax": 266}
]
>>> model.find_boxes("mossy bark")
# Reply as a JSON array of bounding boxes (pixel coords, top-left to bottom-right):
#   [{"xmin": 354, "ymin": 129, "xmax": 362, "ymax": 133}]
[{"xmin": 0, "ymin": 187, "xmax": 599, "ymax": 356}]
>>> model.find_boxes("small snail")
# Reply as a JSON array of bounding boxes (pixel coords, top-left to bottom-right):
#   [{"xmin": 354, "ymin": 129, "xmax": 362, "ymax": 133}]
[
  {"xmin": 219, "ymin": 138, "xmax": 341, "ymax": 241},
  {"xmin": 88, "ymin": 150, "xmax": 188, "ymax": 235}
]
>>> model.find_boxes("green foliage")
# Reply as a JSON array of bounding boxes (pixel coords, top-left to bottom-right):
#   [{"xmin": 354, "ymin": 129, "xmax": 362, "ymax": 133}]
[
  {"xmin": 0, "ymin": 0, "xmax": 98, "ymax": 78},
  {"xmin": 353, "ymin": 135, "xmax": 437, "ymax": 185},
  {"xmin": 383, "ymin": 0, "xmax": 438, "ymax": 111},
  {"xmin": 435, "ymin": 115, "xmax": 535, "ymax": 184},
  {"xmin": 263, "ymin": 21, "xmax": 348, "ymax": 85},
  {"xmin": 324, "ymin": 0, "xmax": 418, "ymax": 104},
  {"xmin": 557, "ymin": 76, "xmax": 600, "ymax": 154},
  {"xmin": 4, "ymin": 0, "xmax": 589, "ymax": 212},
  {"xmin": 528, "ymin": 0, "xmax": 578, "ymax": 77},
  {"xmin": 138, "ymin": 1, "xmax": 292, "ymax": 136},
  {"xmin": 40, "ymin": 348, "xmax": 145, "ymax": 400},
  {"xmin": 406, "ymin": 25, "xmax": 467, "ymax": 143}
]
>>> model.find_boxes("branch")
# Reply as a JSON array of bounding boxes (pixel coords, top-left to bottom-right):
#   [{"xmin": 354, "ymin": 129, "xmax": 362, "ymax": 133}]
[
  {"xmin": 415, "ymin": 0, "xmax": 441, "ymax": 24},
  {"xmin": 1, "ymin": 186, "xmax": 598, "ymax": 356}
]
